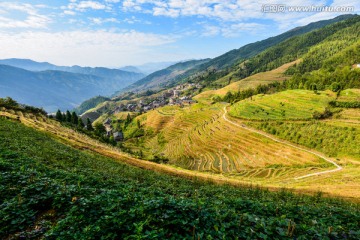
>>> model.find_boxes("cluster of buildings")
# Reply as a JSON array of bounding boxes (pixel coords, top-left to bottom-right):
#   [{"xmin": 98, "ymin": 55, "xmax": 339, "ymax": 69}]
[
  {"xmin": 103, "ymin": 118, "xmax": 124, "ymax": 142},
  {"xmin": 113, "ymin": 83, "xmax": 201, "ymax": 113}
]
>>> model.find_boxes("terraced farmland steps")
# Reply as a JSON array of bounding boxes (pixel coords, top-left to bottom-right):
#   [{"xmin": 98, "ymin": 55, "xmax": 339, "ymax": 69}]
[{"xmin": 222, "ymin": 106, "xmax": 343, "ymax": 180}]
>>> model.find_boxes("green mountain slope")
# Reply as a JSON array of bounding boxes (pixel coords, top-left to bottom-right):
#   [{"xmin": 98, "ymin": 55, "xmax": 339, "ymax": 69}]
[{"xmin": 73, "ymin": 96, "xmax": 111, "ymax": 115}]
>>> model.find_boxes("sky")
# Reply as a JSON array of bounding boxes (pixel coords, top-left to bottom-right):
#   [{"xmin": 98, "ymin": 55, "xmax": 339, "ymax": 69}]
[{"xmin": 0, "ymin": 0, "xmax": 358, "ymax": 67}]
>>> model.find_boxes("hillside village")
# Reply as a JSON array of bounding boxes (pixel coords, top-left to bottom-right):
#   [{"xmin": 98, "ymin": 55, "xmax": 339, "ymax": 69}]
[
  {"xmin": 112, "ymin": 83, "xmax": 201, "ymax": 113},
  {"xmin": 97, "ymin": 83, "xmax": 202, "ymax": 142}
]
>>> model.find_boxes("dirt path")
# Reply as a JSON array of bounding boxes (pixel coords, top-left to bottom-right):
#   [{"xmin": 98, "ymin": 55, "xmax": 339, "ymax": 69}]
[{"xmin": 222, "ymin": 106, "xmax": 342, "ymax": 180}]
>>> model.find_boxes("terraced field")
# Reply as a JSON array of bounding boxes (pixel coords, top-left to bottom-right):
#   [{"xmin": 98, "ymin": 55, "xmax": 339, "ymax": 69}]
[
  {"xmin": 337, "ymin": 88, "xmax": 360, "ymax": 102},
  {"xmin": 194, "ymin": 60, "xmax": 299, "ymax": 103},
  {"xmin": 229, "ymin": 90, "xmax": 335, "ymax": 120},
  {"xmin": 125, "ymin": 103, "xmax": 335, "ymax": 183},
  {"xmin": 93, "ymin": 111, "xmax": 136, "ymax": 125},
  {"xmin": 336, "ymin": 108, "xmax": 360, "ymax": 121}
]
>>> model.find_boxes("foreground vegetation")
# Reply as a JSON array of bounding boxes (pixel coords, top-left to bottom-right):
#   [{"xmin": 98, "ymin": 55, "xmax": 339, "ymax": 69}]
[{"xmin": 1, "ymin": 117, "xmax": 360, "ymax": 239}]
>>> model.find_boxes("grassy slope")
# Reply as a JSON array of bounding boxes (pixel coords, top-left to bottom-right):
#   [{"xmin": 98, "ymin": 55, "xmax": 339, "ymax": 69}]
[
  {"xmin": 194, "ymin": 60, "xmax": 298, "ymax": 103},
  {"xmin": 229, "ymin": 90, "xmax": 335, "ymax": 120},
  {"xmin": 2, "ymin": 117, "xmax": 360, "ymax": 239}
]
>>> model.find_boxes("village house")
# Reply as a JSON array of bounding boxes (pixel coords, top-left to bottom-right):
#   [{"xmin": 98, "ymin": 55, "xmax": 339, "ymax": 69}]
[
  {"xmin": 162, "ymin": 91, "xmax": 173, "ymax": 98},
  {"xmin": 173, "ymin": 90, "xmax": 180, "ymax": 98},
  {"xmin": 143, "ymin": 106, "xmax": 151, "ymax": 111},
  {"xmin": 103, "ymin": 118, "xmax": 113, "ymax": 136},
  {"xmin": 180, "ymin": 96, "xmax": 191, "ymax": 100},
  {"xmin": 169, "ymin": 98, "xmax": 175, "ymax": 105},
  {"xmin": 113, "ymin": 131, "xmax": 124, "ymax": 142},
  {"xmin": 126, "ymin": 104, "xmax": 137, "ymax": 111}
]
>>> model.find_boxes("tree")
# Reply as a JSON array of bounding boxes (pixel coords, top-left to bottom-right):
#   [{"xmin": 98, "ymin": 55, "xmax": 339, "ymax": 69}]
[
  {"xmin": 94, "ymin": 123, "xmax": 106, "ymax": 135},
  {"xmin": 66, "ymin": 110, "xmax": 72, "ymax": 123},
  {"xmin": 86, "ymin": 118, "xmax": 93, "ymax": 131},
  {"xmin": 330, "ymin": 82, "xmax": 341, "ymax": 92},
  {"xmin": 71, "ymin": 112, "xmax": 79, "ymax": 125},
  {"xmin": 126, "ymin": 113, "xmax": 132, "ymax": 123},
  {"xmin": 0, "ymin": 97, "xmax": 18, "ymax": 108},
  {"xmin": 137, "ymin": 120, "xmax": 141, "ymax": 129},
  {"xmin": 78, "ymin": 118, "xmax": 85, "ymax": 128},
  {"xmin": 309, "ymin": 83, "xmax": 317, "ymax": 91},
  {"xmin": 55, "ymin": 110, "xmax": 63, "ymax": 122}
]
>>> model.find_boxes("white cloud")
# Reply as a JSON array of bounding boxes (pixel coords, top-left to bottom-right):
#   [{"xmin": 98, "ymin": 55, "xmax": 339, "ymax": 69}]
[
  {"xmin": 63, "ymin": 10, "xmax": 76, "ymax": 15},
  {"xmin": 90, "ymin": 17, "xmax": 119, "ymax": 24},
  {"xmin": 201, "ymin": 22, "xmax": 266, "ymax": 37},
  {"xmin": 153, "ymin": 7, "xmax": 180, "ymax": 18},
  {"xmin": 221, "ymin": 22, "xmax": 265, "ymax": 37},
  {"xmin": 121, "ymin": 0, "xmax": 356, "ymax": 33},
  {"xmin": 201, "ymin": 25, "xmax": 220, "ymax": 37},
  {"xmin": 0, "ymin": 2, "xmax": 51, "ymax": 29},
  {"xmin": 0, "ymin": 30, "xmax": 176, "ymax": 66},
  {"xmin": 68, "ymin": 1, "xmax": 108, "ymax": 11}
]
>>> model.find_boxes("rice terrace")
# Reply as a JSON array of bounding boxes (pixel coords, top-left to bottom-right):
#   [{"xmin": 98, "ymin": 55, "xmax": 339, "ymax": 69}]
[{"xmin": 1, "ymin": 4, "xmax": 360, "ymax": 239}]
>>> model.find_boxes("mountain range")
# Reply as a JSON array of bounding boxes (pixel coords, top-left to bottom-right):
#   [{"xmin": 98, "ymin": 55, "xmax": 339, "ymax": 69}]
[{"xmin": 0, "ymin": 59, "xmax": 145, "ymax": 112}]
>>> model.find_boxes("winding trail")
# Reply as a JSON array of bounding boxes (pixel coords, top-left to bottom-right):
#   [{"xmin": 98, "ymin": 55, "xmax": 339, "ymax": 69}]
[{"xmin": 222, "ymin": 106, "xmax": 342, "ymax": 180}]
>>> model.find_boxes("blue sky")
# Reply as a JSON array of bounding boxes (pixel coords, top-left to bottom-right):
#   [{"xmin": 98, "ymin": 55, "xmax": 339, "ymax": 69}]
[{"xmin": 0, "ymin": 0, "xmax": 358, "ymax": 67}]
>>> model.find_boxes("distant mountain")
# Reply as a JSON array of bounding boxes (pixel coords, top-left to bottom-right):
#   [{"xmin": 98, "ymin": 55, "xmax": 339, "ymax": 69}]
[
  {"xmin": 116, "ymin": 59, "xmax": 210, "ymax": 94},
  {"xmin": 0, "ymin": 58, "xmax": 145, "ymax": 89},
  {"xmin": 119, "ymin": 66, "xmax": 143, "ymax": 74},
  {"xmin": 0, "ymin": 65, "xmax": 142, "ymax": 112},
  {"xmin": 0, "ymin": 59, "xmax": 56, "ymax": 71},
  {"xmin": 0, "ymin": 59, "xmax": 145, "ymax": 111}
]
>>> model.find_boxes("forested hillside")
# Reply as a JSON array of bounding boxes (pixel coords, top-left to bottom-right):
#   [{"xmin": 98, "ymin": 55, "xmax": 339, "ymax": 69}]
[{"xmin": 73, "ymin": 96, "xmax": 110, "ymax": 115}]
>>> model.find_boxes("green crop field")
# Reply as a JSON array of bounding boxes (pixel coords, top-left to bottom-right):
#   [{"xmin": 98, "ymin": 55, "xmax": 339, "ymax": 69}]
[
  {"xmin": 248, "ymin": 121, "xmax": 360, "ymax": 160},
  {"xmin": 337, "ymin": 89, "xmax": 360, "ymax": 102},
  {"xmin": 229, "ymin": 90, "xmax": 335, "ymax": 120},
  {"xmin": 1, "ymin": 117, "xmax": 360, "ymax": 239}
]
